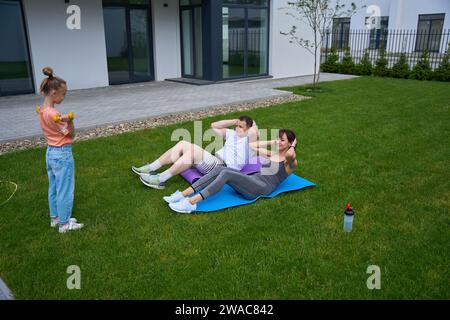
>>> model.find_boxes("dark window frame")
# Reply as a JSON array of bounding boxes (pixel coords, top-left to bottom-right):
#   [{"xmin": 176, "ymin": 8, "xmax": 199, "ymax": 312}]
[
  {"xmin": 367, "ymin": 16, "xmax": 389, "ymax": 50},
  {"xmin": 102, "ymin": 0, "xmax": 155, "ymax": 85},
  {"xmin": 415, "ymin": 13, "xmax": 445, "ymax": 53},
  {"xmin": 221, "ymin": 1, "xmax": 270, "ymax": 80},
  {"xmin": 179, "ymin": 1, "xmax": 203, "ymax": 79},
  {"xmin": 332, "ymin": 17, "xmax": 351, "ymax": 50},
  {"xmin": 0, "ymin": 0, "xmax": 35, "ymax": 96}
]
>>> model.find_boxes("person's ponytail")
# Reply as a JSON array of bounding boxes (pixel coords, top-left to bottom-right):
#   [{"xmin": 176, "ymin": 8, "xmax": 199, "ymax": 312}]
[{"xmin": 40, "ymin": 67, "xmax": 66, "ymax": 95}]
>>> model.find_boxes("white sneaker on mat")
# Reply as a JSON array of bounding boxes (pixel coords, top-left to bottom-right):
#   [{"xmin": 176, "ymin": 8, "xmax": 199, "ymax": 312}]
[
  {"xmin": 163, "ymin": 190, "xmax": 185, "ymax": 203},
  {"xmin": 59, "ymin": 219, "xmax": 84, "ymax": 233},
  {"xmin": 168, "ymin": 198, "xmax": 197, "ymax": 214}
]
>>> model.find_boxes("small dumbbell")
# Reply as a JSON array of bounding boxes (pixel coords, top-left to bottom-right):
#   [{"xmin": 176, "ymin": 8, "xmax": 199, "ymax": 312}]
[
  {"xmin": 36, "ymin": 105, "xmax": 41, "ymax": 114},
  {"xmin": 53, "ymin": 112, "xmax": 74, "ymax": 123}
]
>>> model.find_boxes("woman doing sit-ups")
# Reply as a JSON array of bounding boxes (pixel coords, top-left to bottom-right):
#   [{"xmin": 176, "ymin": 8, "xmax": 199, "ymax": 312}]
[{"xmin": 165, "ymin": 129, "xmax": 298, "ymax": 213}]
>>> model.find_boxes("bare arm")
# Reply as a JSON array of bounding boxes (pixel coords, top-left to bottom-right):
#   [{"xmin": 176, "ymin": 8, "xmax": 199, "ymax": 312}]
[
  {"xmin": 247, "ymin": 121, "xmax": 260, "ymax": 144},
  {"xmin": 211, "ymin": 119, "xmax": 238, "ymax": 137},
  {"xmin": 285, "ymin": 138, "xmax": 297, "ymax": 170},
  {"xmin": 249, "ymin": 139, "xmax": 276, "ymax": 157},
  {"xmin": 67, "ymin": 121, "xmax": 75, "ymax": 139}
]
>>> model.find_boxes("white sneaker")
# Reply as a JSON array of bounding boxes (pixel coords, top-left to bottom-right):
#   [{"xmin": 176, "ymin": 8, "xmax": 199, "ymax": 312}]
[
  {"xmin": 131, "ymin": 164, "xmax": 156, "ymax": 176},
  {"xmin": 59, "ymin": 219, "xmax": 84, "ymax": 233},
  {"xmin": 51, "ymin": 217, "xmax": 77, "ymax": 228},
  {"xmin": 163, "ymin": 190, "xmax": 185, "ymax": 203},
  {"xmin": 139, "ymin": 174, "xmax": 166, "ymax": 189},
  {"xmin": 168, "ymin": 198, "xmax": 197, "ymax": 214}
]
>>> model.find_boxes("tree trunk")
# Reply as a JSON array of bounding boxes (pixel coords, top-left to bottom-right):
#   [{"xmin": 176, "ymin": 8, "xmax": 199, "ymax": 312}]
[
  {"xmin": 313, "ymin": 28, "xmax": 318, "ymax": 90},
  {"xmin": 313, "ymin": 49, "xmax": 317, "ymax": 89}
]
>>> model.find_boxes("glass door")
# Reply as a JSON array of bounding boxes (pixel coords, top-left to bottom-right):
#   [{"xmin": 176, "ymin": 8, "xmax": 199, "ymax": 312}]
[
  {"xmin": 222, "ymin": 7, "xmax": 246, "ymax": 78},
  {"xmin": 247, "ymin": 8, "xmax": 268, "ymax": 76},
  {"xmin": 0, "ymin": 0, "xmax": 34, "ymax": 96},
  {"xmin": 222, "ymin": 2, "xmax": 269, "ymax": 79},
  {"xmin": 130, "ymin": 8, "xmax": 152, "ymax": 81},
  {"xmin": 180, "ymin": 5, "xmax": 203, "ymax": 78},
  {"xmin": 104, "ymin": 7, "xmax": 130, "ymax": 83},
  {"xmin": 103, "ymin": 2, "xmax": 154, "ymax": 84}
]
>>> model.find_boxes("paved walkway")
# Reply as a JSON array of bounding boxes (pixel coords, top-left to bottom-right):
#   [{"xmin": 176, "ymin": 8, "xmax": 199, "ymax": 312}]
[
  {"xmin": 0, "ymin": 73, "xmax": 356, "ymax": 142},
  {"xmin": 0, "ymin": 278, "xmax": 14, "ymax": 300}
]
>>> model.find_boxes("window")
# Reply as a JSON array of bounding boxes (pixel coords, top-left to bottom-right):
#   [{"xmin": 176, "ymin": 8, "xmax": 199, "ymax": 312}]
[
  {"xmin": 180, "ymin": 0, "xmax": 203, "ymax": 78},
  {"xmin": 103, "ymin": 0, "xmax": 154, "ymax": 84},
  {"xmin": 222, "ymin": 0, "xmax": 269, "ymax": 79},
  {"xmin": 415, "ymin": 14, "xmax": 445, "ymax": 52},
  {"xmin": 332, "ymin": 17, "xmax": 350, "ymax": 50},
  {"xmin": 223, "ymin": 0, "xmax": 268, "ymax": 5},
  {"xmin": 0, "ymin": 0, "xmax": 34, "ymax": 95},
  {"xmin": 103, "ymin": 0, "xmax": 149, "ymax": 4},
  {"xmin": 180, "ymin": 0, "xmax": 201, "ymax": 5},
  {"xmin": 367, "ymin": 16, "xmax": 389, "ymax": 50}
]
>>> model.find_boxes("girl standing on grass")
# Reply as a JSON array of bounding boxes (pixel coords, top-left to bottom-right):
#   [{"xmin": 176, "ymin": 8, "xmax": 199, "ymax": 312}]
[{"xmin": 37, "ymin": 67, "xmax": 84, "ymax": 233}]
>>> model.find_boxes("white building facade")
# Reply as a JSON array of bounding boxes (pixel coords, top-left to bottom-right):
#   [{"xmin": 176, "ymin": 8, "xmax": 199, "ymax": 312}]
[
  {"xmin": 328, "ymin": 0, "xmax": 450, "ymax": 54},
  {"xmin": 0, "ymin": 0, "xmax": 319, "ymax": 96},
  {"xmin": 344, "ymin": 0, "xmax": 450, "ymax": 30}
]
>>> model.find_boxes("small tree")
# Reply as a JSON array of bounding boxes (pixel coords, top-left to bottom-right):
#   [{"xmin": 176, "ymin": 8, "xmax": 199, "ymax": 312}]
[
  {"xmin": 321, "ymin": 47, "xmax": 339, "ymax": 73},
  {"xmin": 409, "ymin": 51, "xmax": 433, "ymax": 80},
  {"xmin": 355, "ymin": 50, "xmax": 373, "ymax": 75},
  {"xmin": 391, "ymin": 53, "xmax": 410, "ymax": 79},
  {"xmin": 373, "ymin": 48, "xmax": 391, "ymax": 77},
  {"xmin": 281, "ymin": 0, "xmax": 357, "ymax": 90},
  {"xmin": 338, "ymin": 48, "xmax": 356, "ymax": 74},
  {"xmin": 433, "ymin": 54, "xmax": 450, "ymax": 81}
]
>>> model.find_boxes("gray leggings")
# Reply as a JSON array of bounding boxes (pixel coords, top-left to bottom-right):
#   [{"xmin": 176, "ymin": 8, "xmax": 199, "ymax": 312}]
[{"xmin": 191, "ymin": 166, "xmax": 273, "ymax": 200}]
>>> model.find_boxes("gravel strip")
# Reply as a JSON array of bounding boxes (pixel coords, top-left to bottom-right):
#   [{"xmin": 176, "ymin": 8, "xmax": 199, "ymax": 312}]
[{"xmin": 0, "ymin": 94, "xmax": 309, "ymax": 155}]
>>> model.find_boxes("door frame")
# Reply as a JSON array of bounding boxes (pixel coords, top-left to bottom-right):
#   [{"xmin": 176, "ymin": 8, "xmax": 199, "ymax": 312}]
[
  {"xmin": 179, "ymin": 3, "xmax": 203, "ymax": 79},
  {"xmin": 103, "ymin": 2, "xmax": 155, "ymax": 85},
  {"xmin": 0, "ymin": 0, "xmax": 35, "ymax": 96},
  {"xmin": 221, "ymin": 2, "xmax": 270, "ymax": 80}
]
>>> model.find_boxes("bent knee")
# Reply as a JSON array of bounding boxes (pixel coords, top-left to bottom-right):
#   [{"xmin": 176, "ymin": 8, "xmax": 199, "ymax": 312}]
[
  {"xmin": 210, "ymin": 166, "xmax": 226, "ymax": 175},
  {"xmin": 177, "ymin": 140, "xmax": 192, "ymax": 148}
]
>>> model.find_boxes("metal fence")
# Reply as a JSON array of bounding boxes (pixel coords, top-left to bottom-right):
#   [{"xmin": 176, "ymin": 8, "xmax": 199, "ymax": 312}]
[{"xmin": 321, "ymin": 29, "xmax": 450, "ymax": 70}]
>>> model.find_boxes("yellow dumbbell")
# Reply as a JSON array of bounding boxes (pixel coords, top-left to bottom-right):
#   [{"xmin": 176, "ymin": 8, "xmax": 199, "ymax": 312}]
[
  {"xmin": 53, "ymin": 112, "xmax": 74, "ymax": 123},
  {"xmin": 36, "ymin": 105, "xmax": 41, "ymax": 114}
]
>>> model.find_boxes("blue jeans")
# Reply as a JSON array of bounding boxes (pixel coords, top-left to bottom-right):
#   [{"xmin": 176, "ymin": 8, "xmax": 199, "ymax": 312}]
[{"xmin": 46, "ymin": 145, "xmax": 75, "ymax": 225}]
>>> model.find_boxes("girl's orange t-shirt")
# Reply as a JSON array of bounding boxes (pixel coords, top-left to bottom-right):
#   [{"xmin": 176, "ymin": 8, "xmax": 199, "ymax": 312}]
[{"xmin": 38, "ymin": 107, "xmax": 73, "ymax": 146}]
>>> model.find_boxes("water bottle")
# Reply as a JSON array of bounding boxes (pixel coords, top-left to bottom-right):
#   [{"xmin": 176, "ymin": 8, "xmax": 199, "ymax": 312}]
[{"xmin": 343, "ymin": 203, "xmax": 354, "ymax": 232}]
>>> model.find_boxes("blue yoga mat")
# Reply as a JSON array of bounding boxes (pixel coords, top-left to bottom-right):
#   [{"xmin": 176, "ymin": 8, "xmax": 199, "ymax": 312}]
[{"xmin": 195, "ymin": 174, "xmax": 316, "ymax": 212}]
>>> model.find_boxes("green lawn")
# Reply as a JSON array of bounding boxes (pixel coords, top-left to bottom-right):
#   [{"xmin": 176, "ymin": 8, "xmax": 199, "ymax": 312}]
[
  {"xmin": 0, "ymin": 61, "xmax": 30, "ymax": 80},
  {"xmin": 0, "ymin": 77, "xmax": 449, "ymax": 299}
]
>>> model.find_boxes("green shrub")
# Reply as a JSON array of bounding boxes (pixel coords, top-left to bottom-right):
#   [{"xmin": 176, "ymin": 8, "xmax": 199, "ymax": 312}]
[
  {"xmin": 338, "ymin": 49, "xmax": 356, "ymax": 74},
  {"xmin": 373, "ymin": 49, "xmax": 391, "ymax": 77},
  {"xmin": 391, "ymin": 53, "xmax": 410, "ymax": 79},
  {"xmin": 433, "ymin": 54, "xmax": 450, "ymax": 81},
  {"xmin": 321, "ymin": 47, "xmax": 339, "ymax": 73},
  {"xmin": 409, "ymin": 51, "xmax": 433, "ymax": 80},
  {"xmin": 355, "ymin": 50, "xmax": 373, "ymax": 75}
]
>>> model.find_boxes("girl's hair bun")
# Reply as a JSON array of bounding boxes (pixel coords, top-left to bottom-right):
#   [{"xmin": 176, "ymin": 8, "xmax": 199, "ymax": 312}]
[
  {"xmin": 42, "ymin": 67, "xmax": 54, "ymax": 78},
  {"xmin": 39, "ymin": 66, "xmax": 66, "ymax": 95}
]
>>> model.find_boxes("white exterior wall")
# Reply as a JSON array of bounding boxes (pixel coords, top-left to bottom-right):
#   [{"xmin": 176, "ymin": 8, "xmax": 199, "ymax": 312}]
[
  {"xmin": 329, "ymin": 0, "xmax": 450, "ymax": 54},
  {"xmin": 339, "ymin": 0, "xmax": 450, "ymax": 30},
  {"xmin": 270, "ymin": 0, "xmax": 320, "ymax": 78},
  {"xmin": 22, "ymin": 0, "xmax": 109, "ymax": 93},
  {"xmin": 151, "ymin": 0, "xmax": 181, "ymax": 80},
  {"xmin": 19, "ymin": 0, "xmax": 315, "ymax": 93}
]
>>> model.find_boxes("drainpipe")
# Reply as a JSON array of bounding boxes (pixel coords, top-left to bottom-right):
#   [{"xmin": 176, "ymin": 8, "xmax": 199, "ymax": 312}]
[{"xmin": 394, "ymin": 0, "xmax": 404, "ymax": 30}]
